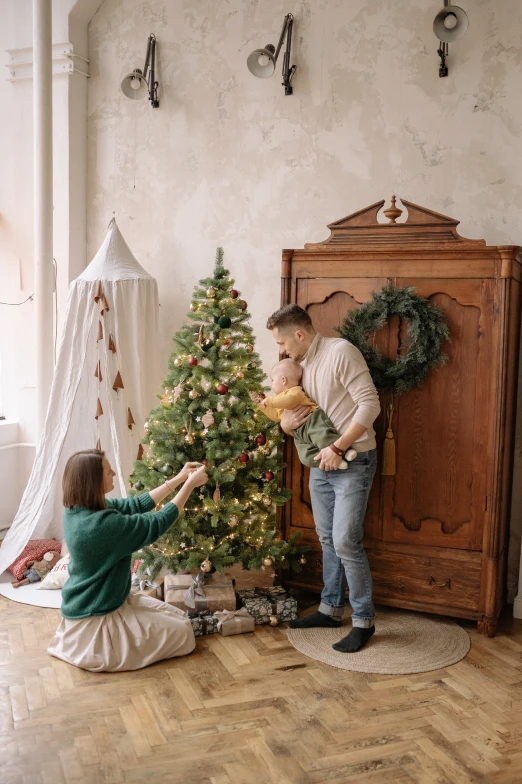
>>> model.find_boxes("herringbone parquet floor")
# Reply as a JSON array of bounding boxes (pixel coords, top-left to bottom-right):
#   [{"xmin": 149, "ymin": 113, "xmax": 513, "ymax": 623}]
[{"xmin": 2, "ymin": 593, "xmax": 522, "ymax": 784}]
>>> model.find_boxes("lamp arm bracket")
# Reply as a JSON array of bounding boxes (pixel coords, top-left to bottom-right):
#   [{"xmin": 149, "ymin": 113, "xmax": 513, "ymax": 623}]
[
  {"xmin": 273, "ymin": 13, "xmax": 293, "ymax": 63},
  {"xmin": 142, "ymin": 33, "xmax": 155, "ymax": 81},
  {"xmin": 437, "ymin": 40, "xmax": 449, "ymax": 77}
]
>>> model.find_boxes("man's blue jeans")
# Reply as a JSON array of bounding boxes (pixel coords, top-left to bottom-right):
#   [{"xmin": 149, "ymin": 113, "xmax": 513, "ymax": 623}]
[{"xmin": 309, "ymin": 449, "xmax": 377, "ymax": 628}]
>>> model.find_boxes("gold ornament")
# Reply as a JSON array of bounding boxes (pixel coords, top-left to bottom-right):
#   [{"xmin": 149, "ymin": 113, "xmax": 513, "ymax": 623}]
[
  {"xmin": 174, "ymin": 357, "xmax": 182, "ymax": 367},
  {"xmin": 190, "ymin": 302, "xmax": 196, "ymax": 311},
  {"xmin": 262, "ymin": 496, "xmax": 272, "ymax": 508},
  {"xmin": 236, "ymin": 370, "xmax": 245, "ymax": 379},
  {"xmin": 263, "ymin": 556, "xmax": 273, "ymax": 567},
  {"xmin": 185, "ymin": 433, "xmax": 195, "ymax": 445},
  {"xmin": 229, "ymin": 515, "xmax": 239, "ymax": 527},
  {"xmin": 269, "ymin": 615, "xmax": 279, "ymax": 627},
  {"xmin": 161, "ymin": 393, "xmax": 171, "ymax": 407},
  {"xmin": 201, "ymin": 559, "xmax": 212, "ymax": 573},
  {"xmin": 246, "ymin": 344, "xmax": 254, "ymax": 353},
  {"xmin": 189, "ymin": 389, "xmax": 199, "ymax": 399},
  {"xmin": 206, "ymin": 287, "xmax": 216, "ymax": 298},
  {"xmin": 299, "ymin": 555, "xmax": 307, "ymax": 565}
]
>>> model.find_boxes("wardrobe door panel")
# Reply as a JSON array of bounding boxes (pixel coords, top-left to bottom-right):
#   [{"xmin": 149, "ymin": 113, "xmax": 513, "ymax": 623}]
[{"xmin": 381, "ymin": 278, "xmax": 495, "ymax": 551}]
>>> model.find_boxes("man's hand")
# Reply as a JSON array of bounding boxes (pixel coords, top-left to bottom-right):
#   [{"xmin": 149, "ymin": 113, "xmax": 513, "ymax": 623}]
[
  {"xmin": 280, "ymin": 406, "xmax": 311, "ymax": 436},
  {"xmin": 314, "ymin": 446, "xmax": 343, "ymax": 471}
]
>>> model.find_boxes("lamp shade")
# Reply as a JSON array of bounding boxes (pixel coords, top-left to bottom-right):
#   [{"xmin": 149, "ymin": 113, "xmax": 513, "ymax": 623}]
[
  {"xmin": 433, "ymin": 5, "xmax": 469, "ymax": 43},
  {"xmin": 121, "ymin": 69, "xmax": 149, "ymax": 100},
  {"xmin": 247, "ymin": 44, "xmax": 276, "ymax": 78}
]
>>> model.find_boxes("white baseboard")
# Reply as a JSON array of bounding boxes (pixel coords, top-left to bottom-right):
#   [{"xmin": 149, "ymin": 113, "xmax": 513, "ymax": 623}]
[{"xmin": 513, "ymin": 595, "xmax": 522, "ymax": 619}]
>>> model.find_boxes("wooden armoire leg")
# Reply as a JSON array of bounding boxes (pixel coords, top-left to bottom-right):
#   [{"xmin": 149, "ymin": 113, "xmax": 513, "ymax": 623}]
[{"xmin": 477, "ymin": 615, "xmax": 498, "ymax": 637}]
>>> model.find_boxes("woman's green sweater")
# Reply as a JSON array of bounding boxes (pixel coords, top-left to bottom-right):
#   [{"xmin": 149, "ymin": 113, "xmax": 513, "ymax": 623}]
[{"xmin": 61, "ymin": 493, "xmax": 178, "ymax": 620}]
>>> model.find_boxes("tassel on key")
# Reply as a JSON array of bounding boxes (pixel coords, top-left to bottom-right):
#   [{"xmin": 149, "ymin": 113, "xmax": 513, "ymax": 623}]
[{"xmin": 381, "ymin": 401, "xmax": 396, "ymax": 476}]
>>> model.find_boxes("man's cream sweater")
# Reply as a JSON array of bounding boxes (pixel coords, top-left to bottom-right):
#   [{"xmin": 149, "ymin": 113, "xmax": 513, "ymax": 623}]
[{"xmin": 301, "ymin": 334, "xmax": 380, "ymax": 452}]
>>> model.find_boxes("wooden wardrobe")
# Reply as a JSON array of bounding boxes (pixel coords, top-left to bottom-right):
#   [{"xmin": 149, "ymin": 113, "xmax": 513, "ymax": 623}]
[{"xmin": 278, "ymin": 197, "xmax": 521, "ymax": 636}]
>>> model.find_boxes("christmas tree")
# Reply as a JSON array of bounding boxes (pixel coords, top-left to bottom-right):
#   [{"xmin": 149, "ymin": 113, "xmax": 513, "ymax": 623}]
[{"xmin": 131, "ymin": 248, "xmax": 308, "ymax": 577}]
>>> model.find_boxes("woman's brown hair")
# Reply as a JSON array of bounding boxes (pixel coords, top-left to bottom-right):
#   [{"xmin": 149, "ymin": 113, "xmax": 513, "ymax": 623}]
[{"xmin": 63, "ymin": 449, "xmax": 107, "ymax": 510}]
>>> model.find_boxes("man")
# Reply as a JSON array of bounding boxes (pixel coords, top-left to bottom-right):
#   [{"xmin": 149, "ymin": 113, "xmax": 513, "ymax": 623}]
[{"xmin": 266, "ymin": 304, "xmax": 380, "ymax": 652}]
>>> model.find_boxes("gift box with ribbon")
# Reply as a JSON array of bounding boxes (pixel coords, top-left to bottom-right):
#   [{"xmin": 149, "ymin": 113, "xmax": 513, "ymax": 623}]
[
  {"xmin": 130, "ymin": 573, "xmax": 164, "ymax": 599},
  {"xmin": 236, "ymin": 586, "xmax": 297, "ymax": 625},
  {"xmin": 213, "ymin": 607, "xmax": 255, "ymax": 636},
  {"xmin": 190, "ymin": 612, "xmax": 220, "ymax": 637},
  {"xmin": 164, "ymin": 571, "xmax": 236, "ymax": 615}
]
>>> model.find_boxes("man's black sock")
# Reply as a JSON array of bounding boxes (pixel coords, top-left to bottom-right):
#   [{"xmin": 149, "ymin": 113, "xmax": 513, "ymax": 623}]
[
  {"xmin": 289, "ymin": 611, "xmax": 342, "ymax": 629},
  {"xmin": 332, "ymin": 625, "xmax": 375, "ymax": 652}
]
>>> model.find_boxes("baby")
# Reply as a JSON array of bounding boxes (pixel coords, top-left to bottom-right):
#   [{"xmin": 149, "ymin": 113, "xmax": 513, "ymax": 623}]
[{"xmin": 252, "ymin": 358, "xmax": 357, "ymax": 469}]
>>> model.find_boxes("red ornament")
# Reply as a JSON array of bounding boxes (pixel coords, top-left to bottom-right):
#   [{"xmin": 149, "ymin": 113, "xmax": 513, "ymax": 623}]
[
  {"xmin": 238, "ymin": 300, "xmax": 247, "ymax": 310},
  {"xmin": 255, "ymin": 434, "xmax": 267, "ymax": 446},
  {"xmin": 264, "ymin": 471, "xmax": 275, "ymax": 481},
  {"xmin": 202, "ymin": 459, "xmax": 210, "ymax": 467},
  {"xmin": 189, "ymin": 356, "xmax": 198, "ymax": 366},
  {"xmin": 216, "ymin": 383, "xmax": 228, "ymax": 395},
  {"xmin": 238, "ymin": 452, "xmax": 249, "ymax": 464},
  {"xmin": 230, "ymin": 289, "xmax": 239, "ymax": 299}
]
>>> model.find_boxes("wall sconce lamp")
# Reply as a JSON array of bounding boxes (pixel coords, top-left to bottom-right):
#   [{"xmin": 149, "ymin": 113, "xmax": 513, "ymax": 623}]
[
  {"xmin": 433, "ymin": 2, "xmax": 468, "ymax": 77},
  {"xmin": 121, "ymin": 34, "xmax": 159, "ymax": 107},
  {"xmin": 247, "ymin": 13, "xmax": 296, "ymax": 96}
]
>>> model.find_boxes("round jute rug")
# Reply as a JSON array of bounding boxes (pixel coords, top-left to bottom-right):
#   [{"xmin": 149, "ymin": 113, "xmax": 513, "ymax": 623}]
[{"xmin": 286, "ymin": 607, "xmax": 470, "ymax": 674}]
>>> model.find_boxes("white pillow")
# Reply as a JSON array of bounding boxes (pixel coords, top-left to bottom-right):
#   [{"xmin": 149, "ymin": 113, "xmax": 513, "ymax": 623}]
[{"xmin": 37, "ymin": 554, "xmax": 70, "ymax": 590}]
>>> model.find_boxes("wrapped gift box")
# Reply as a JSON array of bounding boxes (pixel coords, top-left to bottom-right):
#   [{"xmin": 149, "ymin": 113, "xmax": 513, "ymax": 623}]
[
  {"xmin": 130, "ymin": 574, "xmax": 164, "ymax": 600},
  {"xmin": 164, "ymin": 572, "xmax": 236, "ymax": 615},
  {"xmin": 214, "ymin": 607, "xmax": 255, "ymax": 636},
  {"xmin": 236, "ymin": 586, "xmax": 297, "ymax": 625},
  {"xmin": 190, "ymin": 613, "xmax": 220, "ymax": 637}
]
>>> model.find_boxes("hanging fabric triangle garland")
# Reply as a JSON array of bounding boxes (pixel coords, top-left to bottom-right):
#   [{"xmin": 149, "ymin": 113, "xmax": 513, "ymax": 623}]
[{"xmin": 113, "ymin": 371, "xmax": 124, "ymax": 391}]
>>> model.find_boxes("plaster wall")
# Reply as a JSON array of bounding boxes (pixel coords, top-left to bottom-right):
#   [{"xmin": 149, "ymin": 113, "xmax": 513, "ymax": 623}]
[{"xmin": 86, "ymin": 0, "xmax": 522, "ymax": 594}]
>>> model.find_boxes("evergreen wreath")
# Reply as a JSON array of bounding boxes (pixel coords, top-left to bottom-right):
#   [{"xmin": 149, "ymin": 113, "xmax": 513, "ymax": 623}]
[{"xmin": 337, "ymin": 283, "xmax": 450, "ymax": 395}]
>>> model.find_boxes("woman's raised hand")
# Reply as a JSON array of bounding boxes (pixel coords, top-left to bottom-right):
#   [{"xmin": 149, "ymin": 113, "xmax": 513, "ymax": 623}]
[
  {"xmin": 175, "ymin": 462, "xmax": 202, "ymax": 483},
  {"xmin": 186, "ymin": 465, "xmax": 208, "ymax": 488}
]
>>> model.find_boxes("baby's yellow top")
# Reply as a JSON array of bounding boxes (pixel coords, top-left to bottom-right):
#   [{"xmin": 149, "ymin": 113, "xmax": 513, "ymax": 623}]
[{"xmin": 258, "ymin": 386, "xmax": 318, "ymax": 424}]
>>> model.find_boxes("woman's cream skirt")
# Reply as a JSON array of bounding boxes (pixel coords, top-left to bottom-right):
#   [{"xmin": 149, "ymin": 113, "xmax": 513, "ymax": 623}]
[{"xmin": 48, "ymin": 593, "xmax": 195, "ymax": 672}]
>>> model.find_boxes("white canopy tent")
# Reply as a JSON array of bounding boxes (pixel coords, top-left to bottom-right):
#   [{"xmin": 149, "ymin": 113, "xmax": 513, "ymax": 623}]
[{"xmin": 0, "ymin": 221, "xmax": 160, "ymax": 576}]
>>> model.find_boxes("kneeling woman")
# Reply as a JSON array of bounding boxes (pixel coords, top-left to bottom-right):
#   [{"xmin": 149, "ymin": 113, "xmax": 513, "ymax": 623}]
[{"xmin": 48, "ymin": 449, "xmax": 207, "ymax": 672}]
